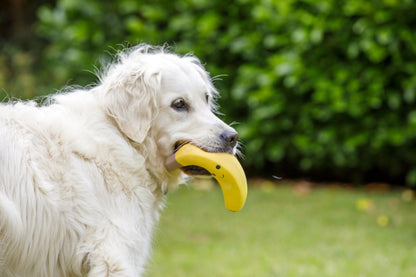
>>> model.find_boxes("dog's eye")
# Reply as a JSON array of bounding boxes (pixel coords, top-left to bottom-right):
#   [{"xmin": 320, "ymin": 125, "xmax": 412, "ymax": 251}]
[{"xmin": 171, "ymin": 98, "xmax": 189, "ymax": 111}]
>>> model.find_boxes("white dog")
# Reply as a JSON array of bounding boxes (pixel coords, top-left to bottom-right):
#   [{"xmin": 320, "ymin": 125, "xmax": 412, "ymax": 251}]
[{"xmin": 0, "ymin": 45, "xmax": 239, "ymax": 276}]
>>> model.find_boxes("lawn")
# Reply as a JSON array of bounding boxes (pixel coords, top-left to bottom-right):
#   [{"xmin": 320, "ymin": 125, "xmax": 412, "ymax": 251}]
[{"xmin": 146, "ymin": 180, "xmax": 416, "ymax": 277}]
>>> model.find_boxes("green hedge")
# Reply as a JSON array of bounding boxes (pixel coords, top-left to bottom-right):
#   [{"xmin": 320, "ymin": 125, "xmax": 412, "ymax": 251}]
[{"xmin": 36, "ymin": 0, "xmax": 416, "ymax": 185}]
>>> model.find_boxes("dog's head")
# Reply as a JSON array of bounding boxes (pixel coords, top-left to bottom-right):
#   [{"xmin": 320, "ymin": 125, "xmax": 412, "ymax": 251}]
[{"xmin": 101, "ymin": 45, "xmax": 238, "ymax": 175}]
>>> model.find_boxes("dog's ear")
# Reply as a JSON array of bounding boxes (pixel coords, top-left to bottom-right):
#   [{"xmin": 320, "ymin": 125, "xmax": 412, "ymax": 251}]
[{"xmin": 103, "ymin": 68, "xmax": 161, "ymax": 143}]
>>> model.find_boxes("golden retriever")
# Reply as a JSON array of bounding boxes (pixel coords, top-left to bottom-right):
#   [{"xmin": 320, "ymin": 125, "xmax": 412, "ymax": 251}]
[{"xmin": 0, "ymin": 45, "xmax": 238, "ymax": 276}]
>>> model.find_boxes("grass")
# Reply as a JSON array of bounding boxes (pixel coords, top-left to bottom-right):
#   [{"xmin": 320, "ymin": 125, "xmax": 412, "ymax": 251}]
[{"xmin": 146, "ymin": 180, "xmax": 416, "ymax": 277}]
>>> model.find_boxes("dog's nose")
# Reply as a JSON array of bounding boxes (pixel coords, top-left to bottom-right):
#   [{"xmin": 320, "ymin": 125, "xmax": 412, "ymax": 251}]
[{"xmin": 220, "ymin": 129, "xmax": 239, "ymax": 148}]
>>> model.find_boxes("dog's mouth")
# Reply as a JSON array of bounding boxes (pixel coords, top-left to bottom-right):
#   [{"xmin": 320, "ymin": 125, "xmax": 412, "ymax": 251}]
[
  {"xmin": 172, "ymin": 141, "xmax": 211, "ymax": 176},
  {"xmin": 181, "ymin": 165, "xmax": 211, "ymax": 176},
  {"xmin": 174, "ymin": 141, "xmax": 189, "ymax": 153}
]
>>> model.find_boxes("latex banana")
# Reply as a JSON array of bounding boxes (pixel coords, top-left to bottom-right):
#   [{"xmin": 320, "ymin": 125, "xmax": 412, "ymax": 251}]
[{"xmin": 165, "ymin": 144, "xmax": 247, "ymax": 212}]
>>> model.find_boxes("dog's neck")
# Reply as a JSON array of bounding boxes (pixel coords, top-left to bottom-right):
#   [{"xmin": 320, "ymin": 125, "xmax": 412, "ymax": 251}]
[{"xmin": 130, "ymin": 137, "xmax": 185, "ymax": 195}]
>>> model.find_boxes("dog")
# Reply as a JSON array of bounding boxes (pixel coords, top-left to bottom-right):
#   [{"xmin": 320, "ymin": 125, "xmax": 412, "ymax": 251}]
[{"xmin": 0, "ymin": 45, "xmax": 239, "ymax": 276}]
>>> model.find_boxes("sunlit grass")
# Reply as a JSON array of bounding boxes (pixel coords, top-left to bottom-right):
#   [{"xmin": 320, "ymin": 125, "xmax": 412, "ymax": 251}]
[{"xmin": 146, "ymin": 181, "xmax": 416, "ymax": 277}]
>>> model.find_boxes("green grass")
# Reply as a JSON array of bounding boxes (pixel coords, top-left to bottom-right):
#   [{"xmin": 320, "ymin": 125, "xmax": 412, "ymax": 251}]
[{"xmin": 146, "ymin": 181, "xmax": 416, "ymax": 277}]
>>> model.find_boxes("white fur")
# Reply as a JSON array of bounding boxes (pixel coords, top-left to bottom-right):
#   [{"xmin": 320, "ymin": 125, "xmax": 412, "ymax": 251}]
[{"xmin": 0, "ymin": 45, "xmax": 237, "ymax": 276}]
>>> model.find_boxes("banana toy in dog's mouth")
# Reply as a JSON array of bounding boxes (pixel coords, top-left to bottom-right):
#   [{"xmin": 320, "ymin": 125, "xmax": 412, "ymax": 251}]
[{"xmin": 165, "ymin": 144, "xmax": 247, "ymax": 212}]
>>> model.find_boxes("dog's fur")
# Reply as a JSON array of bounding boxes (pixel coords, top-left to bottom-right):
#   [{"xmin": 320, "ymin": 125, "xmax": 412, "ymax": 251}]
[{"xmin": 0, "ymin": 45, "xmax": 238, "ymax": 276}]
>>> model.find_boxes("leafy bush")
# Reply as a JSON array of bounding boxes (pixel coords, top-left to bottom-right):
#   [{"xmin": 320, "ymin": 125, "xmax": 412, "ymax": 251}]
[
  {"xmin": 36, "ymin": 0, "xmax": 416, "ymax": 185},
  {"xmin": 0, "ymin": 47, "xmax": 37, "ymax": 100}
]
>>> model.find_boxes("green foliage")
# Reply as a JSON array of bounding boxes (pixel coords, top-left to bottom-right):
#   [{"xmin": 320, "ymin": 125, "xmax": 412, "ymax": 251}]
[
  {"xmin": 0, "ymin": 48, "xmax": 37, "ymax": 100},
  {"xmin": 33, "ymin": 0, "xmax": 416, "ymax": 185}
]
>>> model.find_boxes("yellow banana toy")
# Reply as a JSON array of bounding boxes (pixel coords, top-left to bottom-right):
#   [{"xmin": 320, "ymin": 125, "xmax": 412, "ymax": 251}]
[{"xmin": 165, "ymin": 144, "xmax": 247, "ymax": 212}]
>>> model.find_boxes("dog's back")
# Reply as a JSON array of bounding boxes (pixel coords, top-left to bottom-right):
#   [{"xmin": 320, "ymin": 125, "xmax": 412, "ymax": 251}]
[{"xmin": 0, "ymin": 102, "xmax": 92, "ymax": 276}]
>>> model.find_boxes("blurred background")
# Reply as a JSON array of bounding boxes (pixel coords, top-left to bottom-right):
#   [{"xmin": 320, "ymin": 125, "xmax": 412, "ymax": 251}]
[
  {"xmin": 2, "ymin": 0, "xmax": 416, "ymax": 186},
  {"xmin": 1, "ymin": 1, "xmax": 416, "ymax": 276}
]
